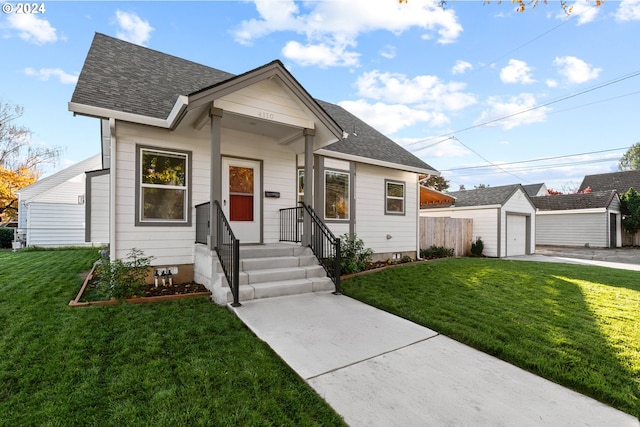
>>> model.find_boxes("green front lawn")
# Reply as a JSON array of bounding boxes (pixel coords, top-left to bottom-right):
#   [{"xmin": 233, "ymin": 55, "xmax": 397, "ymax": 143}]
[
  {"xmin": 342, "ymin": 258, "xmax": 640, "ymax": 418},
  {"xmin": 0, "ymin": 248, "xmax": 345, "ymax": 426}
]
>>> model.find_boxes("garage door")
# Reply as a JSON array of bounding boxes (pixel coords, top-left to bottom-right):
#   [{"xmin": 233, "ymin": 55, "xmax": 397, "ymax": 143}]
[{"xmin": 506, "ymin": 214, "xmax": 527, "ymax": 256}]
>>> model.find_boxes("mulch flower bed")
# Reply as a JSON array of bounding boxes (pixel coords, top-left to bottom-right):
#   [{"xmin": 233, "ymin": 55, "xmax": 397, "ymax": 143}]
[{"xmin": 69, "ymin": 264, "xmax": 210, "ymax": 307}]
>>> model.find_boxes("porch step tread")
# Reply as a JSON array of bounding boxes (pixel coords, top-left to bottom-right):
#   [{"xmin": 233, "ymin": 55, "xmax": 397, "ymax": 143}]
[
  {"xmin": 219, "ymin": 277, "xmax": 335, "ymax": 302},
  {"xmin": 241, "ymin": 255, "xmax": 318, "ymax": 271},
  {"xmin": 244, "ymin": 265, "xmax": 325, "ymax": 284},
  {"xmin": 239, "ymin": 245, "xmax": 310, "ymax": 259}
]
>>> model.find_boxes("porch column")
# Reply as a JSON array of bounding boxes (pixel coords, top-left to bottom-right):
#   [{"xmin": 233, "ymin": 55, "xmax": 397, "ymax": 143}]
[
  {"xmin": 302, "ymin": 128, "xmax": 315, "ymax": 247},
  {"xmin": 209, "ymin": 106, "xmax": 223, "ymax": 250}
]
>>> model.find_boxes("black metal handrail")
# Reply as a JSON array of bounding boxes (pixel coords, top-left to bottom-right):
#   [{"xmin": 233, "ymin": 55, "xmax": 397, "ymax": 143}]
[
  {"xmin": 279, "ymin": 206, "xmax": 303, "ymax": 242},
  {"xmin": 195, "ymin": 202, "xmax": 210, "ymax": 245},
  {"xmin": 214, "ymin": 200, "xmax": 241, "ymax": 306},
  {"xmin": 279, "ymin": 204, "xmax": 341, "ymax": 294}
]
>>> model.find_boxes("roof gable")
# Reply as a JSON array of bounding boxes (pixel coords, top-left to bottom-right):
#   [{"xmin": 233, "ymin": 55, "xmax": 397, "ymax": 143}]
[
  {"xmin": 531, "ymin": 190, "xmax": 618, "ymax": 211},
  {"xmin": 18, "ymin": 154, "xmax": 102, "ymax": 201},
  {"xmin": 70, "ymin": 33, "xmax": 437, "ymax": 174},
  {"xmin": 579, "ymin": 170, "xmax": 640, "ymax": 194},
  {"xmin": 443, "ymin": 184, "xmax": 524, "ymax": 208}
]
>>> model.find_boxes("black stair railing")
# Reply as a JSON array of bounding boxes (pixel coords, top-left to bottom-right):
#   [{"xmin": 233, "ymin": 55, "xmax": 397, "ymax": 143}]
[
  {"xmin": 214, "ymin": 200, "xmax": 241, "ymax": 307},
  {"xmin": 279, "ymin": 203, "xmax": 341, "ymax": 294}
]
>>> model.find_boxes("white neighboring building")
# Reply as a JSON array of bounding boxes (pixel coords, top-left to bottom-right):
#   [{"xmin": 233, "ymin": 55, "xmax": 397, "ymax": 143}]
[
  {"xmin": 531, "ymin": 190, "xmax": 622, "ymax": 248},
  {"xmin": 16, "ymin": 154, "xmax": 102, "ymax": 247},
  {"xmin": 420, "ymin": 184, "xmax": 536, "ymax": 258}
]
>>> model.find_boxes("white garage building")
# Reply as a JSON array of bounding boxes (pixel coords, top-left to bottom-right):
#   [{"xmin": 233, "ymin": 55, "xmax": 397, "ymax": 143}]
[{"xmin": 420, "ymin": 184, "xmax": 536, "ymax": 258}]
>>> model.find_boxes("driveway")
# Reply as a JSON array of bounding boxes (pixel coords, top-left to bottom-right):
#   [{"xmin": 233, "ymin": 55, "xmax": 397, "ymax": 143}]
[{"xmin": 536, "ymin": 245, "xmax": 640, "ymax": 264}]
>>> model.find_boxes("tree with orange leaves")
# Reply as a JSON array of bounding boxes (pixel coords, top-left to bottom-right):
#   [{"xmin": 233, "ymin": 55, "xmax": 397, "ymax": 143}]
[
  {"xmin": 398, "ymin": 0, "xmax": 603, "ymax": 15},
  {"xmin": 0, "ymin": 101, "xmax": 61, "ymax": 221}
]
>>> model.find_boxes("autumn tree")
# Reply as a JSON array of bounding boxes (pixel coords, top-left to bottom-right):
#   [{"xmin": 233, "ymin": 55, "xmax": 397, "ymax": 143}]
[
  {"xmin": 0, "ymin": 101, "xmax": 61, "ymax": 221},
  {"xmin": 399, "ymin": 0, "xmax": 602, "ymax": 14},
  {"xmin": 419, "ymin": 174, "xmax": 450, "ymax": 192},
  {"xmin": 618, "ymin": 142, "xmax": 640, "ymax": 171}
]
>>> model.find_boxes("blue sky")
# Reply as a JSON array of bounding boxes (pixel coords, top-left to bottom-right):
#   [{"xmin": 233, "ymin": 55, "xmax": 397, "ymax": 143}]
[{"xmin": 1, "ymin": 0, "xmax": 640, "ymax": 192}]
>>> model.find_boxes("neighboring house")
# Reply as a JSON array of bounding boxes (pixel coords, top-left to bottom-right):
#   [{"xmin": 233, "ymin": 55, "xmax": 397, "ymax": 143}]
[
  {"xmin": 16, "ymin": 154, "xmax": 102, "ymax": 247},
  {"xmin": 579, "ymin": 170, "xmax": 640, "ymax": 246},
  {"xmin": 69, "ymin": 33, "xmax": 439, "ymax": 302},
  {"xmin": 523, "ymin": 183, "xmax": 547, "ymax": 197},
  {"xmin": 419, "ymin": 185, "xmax": 455, "ymax": 208},
  {"xmin": 531, "ymin": 190, "xmax": 622, "ymax": 248},
  {"xmin": 579, "ymin": 170, "xmax": 640, "ymax": 194},
  {"xmin": 420, "ymin": 184, "xmax": 536, "ymax": 258}
]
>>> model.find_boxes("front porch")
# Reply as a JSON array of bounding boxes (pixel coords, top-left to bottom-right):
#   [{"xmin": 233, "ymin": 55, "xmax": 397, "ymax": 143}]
[{"xmin": 194, "ymin": 202, "xmax": 341, "ymax": 306}]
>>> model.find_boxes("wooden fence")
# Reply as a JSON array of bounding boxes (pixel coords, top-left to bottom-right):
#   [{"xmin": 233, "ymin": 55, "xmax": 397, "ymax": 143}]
[
  {"xmin": 622, "ymin": 229, "xmax": 640, "ymax": 246},
  {"xmin": 419, "ymin": 217, "xmax": 473, "ymax": 257}
]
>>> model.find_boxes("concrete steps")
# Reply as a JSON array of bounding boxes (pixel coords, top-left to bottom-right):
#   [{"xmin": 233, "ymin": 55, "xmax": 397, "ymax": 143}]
[{"xmin": 217, "ymin": 244, "xmax": 335, "ymax": 304}]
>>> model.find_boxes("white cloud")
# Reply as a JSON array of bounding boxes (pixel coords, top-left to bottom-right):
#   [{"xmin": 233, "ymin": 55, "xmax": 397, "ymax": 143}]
[
  {"xmin": 6, "ymin": 14, "xmax": 57, "ymax": 44},
  {"xmin": 115, "ymin": 10, "xmax": 153, "ymax": 46},
  {"xmin": 615, "ymin": 0, "xmax": 640, "ymax": 21},
  {"xmin": 380, "ymin": 45, "xmax": 396, "ymax": 59},
  {"xmin": 500, "ymin": 59, "xmax": 535, "ymax": 84},
  {"xmin": 399, "ymin": 136, "xmax": 469, "ymax": 158},
  {"xmin": 281, "ymin": 40, "xmax": 359, "ymax": 68},
  {"xmin": 474, "ymin": 93, "xmax": 549, "ymax": 130},
  {"xmin": 354, "ymin": 70, "xmax": 476, "ymax": 111},
  {"xmin": 557, "ymin": 1, "xmax": 600, "ymax": 25},
  {"xmin": 339, "ymin": 100, "xmax": 447, "ymax": 135},
  {"xmin": 452, "ymin": 60, "xmax": 473, "ymax": 75},
  {"xmin": 234, "ymin": 0, "xmax": 463, "ymax": 67},
  {"xmin": 24, "ymin": 67, "xmax": 78, "ymax": 84},
  {"xmin": 553, "ymin": 56, "xmax": 601, "ymax": 84},
  {"xmin": 546, "ymin": 79, "xmax": 559, "ymax": 88}
]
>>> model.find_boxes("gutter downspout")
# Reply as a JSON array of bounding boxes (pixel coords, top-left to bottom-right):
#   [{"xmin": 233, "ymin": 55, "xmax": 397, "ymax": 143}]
[{"xmin": 109, "ymin": 118, "xmax": 117, "ymax": 261}]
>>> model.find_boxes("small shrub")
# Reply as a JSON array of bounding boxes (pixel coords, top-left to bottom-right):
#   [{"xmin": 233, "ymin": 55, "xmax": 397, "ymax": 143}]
[
  {"xmin": 420, "ymin": 246, "xmax": 454, "ymax": 259},
  {"xmin": 339, "ymin": 233, "xmax": 373, "ymax": 274},
  {"xmin": 95, "ymin": 248, "xmax": 154, "ymax": 299},
  {"xmin": 400, "ymin": 255, "xmax": 413, "ymax": 263},
  {"xmin": 0, "ymin": 228, "xmax": 13, "ymax": 249},
  {"xmin": 470, "ymin": 237, "xmax": 484, "ymax": 257}
]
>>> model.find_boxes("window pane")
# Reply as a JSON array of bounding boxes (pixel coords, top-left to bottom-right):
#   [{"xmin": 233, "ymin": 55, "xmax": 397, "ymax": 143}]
[
  {"xmin": 142, "ymin": 151, "xmax": 186, "ymax": 186},
  {"xmin": 387, "ymin": 182, "xmax": 404, "ymax": 198},
  {"xmin": 325, "ymin": 171, "xmax": 349, "ymax": 219},
  {"xmin": 229, "ymin": 166, "xmax": 254, "ymax": 194},
  {"xmin": 143, "ymin": 188, "xmax": 185, "ymax": 220},
  {"xmin": 386, "ymin": 198, "xmax": 404, "ymax": 213},
  {"xmin": 298, "ymin": 170, "xmax": 304, "ymax": 195}
]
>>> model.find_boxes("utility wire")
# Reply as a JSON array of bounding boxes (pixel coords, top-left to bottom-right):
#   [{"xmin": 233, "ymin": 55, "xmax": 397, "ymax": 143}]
[
  {"xmin": 443, "ymin": 147, "xmax": 629, "ymax": 171},
  {"xmin": 450, "ymin": 136, "xmax": 530, "ymax": 183},
  {"xmin": 449, "ymin": 157, "xmax": 619, "ymax": 177}
]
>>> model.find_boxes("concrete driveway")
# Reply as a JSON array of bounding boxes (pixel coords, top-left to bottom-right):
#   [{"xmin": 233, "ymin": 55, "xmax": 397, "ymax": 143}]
[{"xmin": 506, "ymin": 246, "xmax": 640, "ymax": 271}]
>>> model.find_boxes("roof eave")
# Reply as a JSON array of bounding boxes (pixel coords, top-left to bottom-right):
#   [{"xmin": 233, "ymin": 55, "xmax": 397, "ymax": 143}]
[
  {"xmin": 69, "ymin": 95, "xmax": 188, "ymax": 129},
  {"xmin": 316, "ymin": 148, "xmax": 439, "ymax": 175}
]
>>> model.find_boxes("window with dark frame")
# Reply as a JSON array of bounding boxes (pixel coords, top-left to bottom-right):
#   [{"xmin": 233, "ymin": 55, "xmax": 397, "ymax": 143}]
[
  {"xmin": 385, "ymin": 180, "xmax": 405, "ymax": 215},
  {"xmin": 325, "ymin": 170, "xmax": 349, "ymax": 220},
  {"xmin": 139, "ymin": 147, "xmax": 189, "ymax": 224}
]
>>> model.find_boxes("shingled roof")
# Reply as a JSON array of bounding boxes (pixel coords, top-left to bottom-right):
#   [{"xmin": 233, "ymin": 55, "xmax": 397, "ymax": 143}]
[
  {"xmin": 438, "ymin": 184, "xmax": 526, "ymax": 208},
  {"xmin": 579, "ymin": 170, "xmax": 640, "ymax": 194},
  {"xmin": 531, "ymin": 190, "xmax": 618, "ymax": 211},
  {"xmin": 71, "ymin": 33, "xmax": 437, "ymax": 174}
]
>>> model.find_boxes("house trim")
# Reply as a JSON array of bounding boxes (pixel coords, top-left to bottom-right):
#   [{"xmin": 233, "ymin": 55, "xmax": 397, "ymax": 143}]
[
  {"xmin": 85, "ymin": 168, "xmax": 110, "ymax": 243},
  {"xmin": 536, "ymin": 207, "xmax": 608, "ymax": 215},
  {"xmin": 316, "ymin": 148, "xmax": 438, "ymax": 176}
]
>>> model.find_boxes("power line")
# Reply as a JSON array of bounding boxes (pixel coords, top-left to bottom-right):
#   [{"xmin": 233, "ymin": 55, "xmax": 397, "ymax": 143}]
[
  {"xmin": 404, "ymin": 68, "xmax": 640, "ymax": 151},
  {"xmin": 448, "ymin": 157, "xmax": 619, "ymax": 178},
  {"xmin": 450, "ymin": 136, "xmax": 530, "ymax": 183},
  {"xmin": 443, "ymin": 147, "xmax": 629, "ymax": 172}
]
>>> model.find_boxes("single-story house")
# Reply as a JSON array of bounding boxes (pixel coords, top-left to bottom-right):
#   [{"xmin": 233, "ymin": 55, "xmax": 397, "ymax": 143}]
[
  {"xmin": 531, "ymin": 190, "xmax": 622, "ymax": 248},
  {"xmin": 69, "ymin": 33, "xmax": 439, "ymax": 304},
  {"xmin": 579, "ymin": 170, "xmax": 640, "ymax": 246},
  {"xmin": 16, "ymin": 154, "xmax": 103, "ymax": 247},
  {"xmin": 420, "ymin": 184, "xmax": 536, "ymax": 257}
]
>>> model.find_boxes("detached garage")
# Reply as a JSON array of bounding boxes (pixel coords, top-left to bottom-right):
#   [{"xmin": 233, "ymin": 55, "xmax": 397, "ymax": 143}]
[
  {"xmin": 420, "ymin": 184, "xmax": 536, "ymax": 258},
  {"xmin": 531, "ymin": 190, "xmax": 621, "ymax": 248}
]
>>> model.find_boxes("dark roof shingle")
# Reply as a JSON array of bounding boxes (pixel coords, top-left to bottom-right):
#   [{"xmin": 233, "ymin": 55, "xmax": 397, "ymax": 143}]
[
  {"xmin": 71, "ymin": 33, "xmax": 437, "ymax": 173},
  {"xmin": 442, "ymin": 184, "xmax": 524, "ymax": 207},
  {"xmin": 530, "ymin": 190, "xmax": 617, "ymax": 211},
  {"xmin": 579, "ymin": 170, "xmax": 640, "ymax": 194}
]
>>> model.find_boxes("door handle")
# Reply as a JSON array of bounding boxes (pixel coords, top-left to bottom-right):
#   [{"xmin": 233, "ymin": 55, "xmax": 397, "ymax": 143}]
[{"xmin": 223, "ymin": 200, "xmax": 227, "ymax": 206}]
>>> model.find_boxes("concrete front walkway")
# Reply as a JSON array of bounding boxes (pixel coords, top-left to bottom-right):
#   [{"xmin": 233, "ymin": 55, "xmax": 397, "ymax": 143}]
[{"xmin": 232, "ymin": 292, "xmax": 638, "ymax": 427}]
